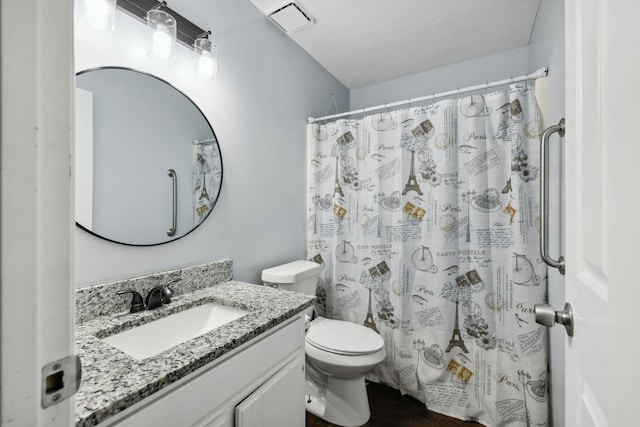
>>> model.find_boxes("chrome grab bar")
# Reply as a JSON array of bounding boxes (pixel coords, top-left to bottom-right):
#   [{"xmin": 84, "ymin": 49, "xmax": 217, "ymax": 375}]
[
  {"xmin": 539, "ymin": 119, "xmax": 565, "ymax": 275},
  {"xmin": 167, "ymin": 169, "xmax": 177, "ymax": 236}
]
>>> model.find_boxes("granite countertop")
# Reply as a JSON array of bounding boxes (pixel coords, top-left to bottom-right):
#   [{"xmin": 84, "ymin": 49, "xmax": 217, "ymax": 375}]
[{"xmin": 75, "ymin": 281, "xmax": 315, "ymax": 427}]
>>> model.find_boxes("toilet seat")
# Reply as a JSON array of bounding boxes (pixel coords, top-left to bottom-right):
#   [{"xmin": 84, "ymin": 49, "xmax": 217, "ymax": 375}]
[{"xmin": 306, "ymin": 317, "xmax": 384, "ymax": 355}]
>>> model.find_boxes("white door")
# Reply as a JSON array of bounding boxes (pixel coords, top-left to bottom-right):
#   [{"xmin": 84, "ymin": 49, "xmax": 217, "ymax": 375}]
[
  {"xmin": 564, "ymin": 0, "xmax": 640, "ymax": 425},
  {"xmin": 1, "ymin": 0, "xmax": 76, "ymax": 425}
]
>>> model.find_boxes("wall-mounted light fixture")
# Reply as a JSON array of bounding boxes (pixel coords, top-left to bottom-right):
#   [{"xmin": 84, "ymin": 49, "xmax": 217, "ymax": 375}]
[
  {"xmin": 194, "ymin": 36, "xmax": 218, "ymax": 80},
  {"xmin": 146, "ymin": 6, "xmax": 176, "ymax": 60},
  {"xmin": 116, "ymin": 1, "xmax": 213, "ymax": 49},
  {"xmin": 113, "ymin": 0, "xmax": 218, "ymax": 78},
  {"xmin": 78, "ymin": 0, "xmax": 117, "ymax": 32}
]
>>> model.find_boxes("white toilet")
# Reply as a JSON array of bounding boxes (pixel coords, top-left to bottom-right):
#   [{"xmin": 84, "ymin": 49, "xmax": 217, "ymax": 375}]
[{"xmin": 262, "ymin": 260, "xmax": 386, "ymax": 427}]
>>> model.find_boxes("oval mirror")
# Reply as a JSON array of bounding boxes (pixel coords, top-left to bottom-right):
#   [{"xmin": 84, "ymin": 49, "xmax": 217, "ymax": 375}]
[{"xmin": 75, "ymin": 67, "xmax": 222, "ymax": 246}]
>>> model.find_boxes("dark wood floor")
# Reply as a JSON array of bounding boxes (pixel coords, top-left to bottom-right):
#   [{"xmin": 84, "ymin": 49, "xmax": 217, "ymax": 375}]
[{"xmin": 306, "ymin": 382, "xmax": 484, "ymax": 427}]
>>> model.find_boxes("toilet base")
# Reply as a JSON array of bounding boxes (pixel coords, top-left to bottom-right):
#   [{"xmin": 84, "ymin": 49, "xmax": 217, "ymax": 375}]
[{"xmin": 305, "ymin": 375, "xmax": 371, "ymax": 427}]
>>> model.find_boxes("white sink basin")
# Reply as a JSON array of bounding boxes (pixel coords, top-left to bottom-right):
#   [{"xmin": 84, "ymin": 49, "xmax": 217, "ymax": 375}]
[{"xmin": 102, "ymin": 302, "xmax": 248, "ymax": 360}]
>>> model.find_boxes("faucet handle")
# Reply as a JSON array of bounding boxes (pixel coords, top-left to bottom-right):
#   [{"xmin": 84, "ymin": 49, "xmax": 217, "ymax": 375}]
[
  {"xmin": 117, "ymin": 289, "xmax": 146, "ymax": 313},
  {"xmin": 160, "ymin": 278, "xmax": 180, "ymax": 304},
  {"xmin": 145, "ymin": 287, "xmax": 164, "ymax": 310}
]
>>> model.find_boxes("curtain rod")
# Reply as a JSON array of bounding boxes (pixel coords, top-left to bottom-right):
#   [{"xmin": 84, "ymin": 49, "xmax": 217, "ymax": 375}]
[{"xmin": 307, "ymin": 67, "xmax": 548, "ymax": 124}]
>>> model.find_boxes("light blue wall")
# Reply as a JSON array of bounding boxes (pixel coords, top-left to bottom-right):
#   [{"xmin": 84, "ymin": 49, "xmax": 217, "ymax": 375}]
[
  {"xmin": 75, "ymin": 0, "xmax": 349, "ymax": 287},
  {"xmin": 350, "ymin": 46, "xmax": 530, "ymax": 111}
]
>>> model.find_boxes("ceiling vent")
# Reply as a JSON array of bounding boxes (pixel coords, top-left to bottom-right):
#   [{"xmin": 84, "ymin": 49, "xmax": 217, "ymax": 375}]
[{"xmin": 267, "ymin": 2, "xmax": 314, "ymax": 34}]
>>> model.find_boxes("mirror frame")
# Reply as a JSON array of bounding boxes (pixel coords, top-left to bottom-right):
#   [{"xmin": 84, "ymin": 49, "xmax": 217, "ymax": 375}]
[{"xmin": 75, "ymin": 66, "xmax": 223, "ymax": 246}]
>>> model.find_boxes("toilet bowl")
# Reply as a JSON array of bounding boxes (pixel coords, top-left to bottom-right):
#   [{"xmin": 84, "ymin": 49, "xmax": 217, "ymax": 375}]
[
  {"xmin": 304, "ymin": 317, "xmax": 385, "ymax": 426},
  {"xmin": 262, "ymin": 261, "xmax": 386, "ymax": 427}
]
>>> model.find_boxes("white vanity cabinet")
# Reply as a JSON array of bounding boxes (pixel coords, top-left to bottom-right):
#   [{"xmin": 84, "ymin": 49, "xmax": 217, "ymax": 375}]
[
  {"xmin": 234, "ymin": 355, "xmax": 304, "ymax": 427},
  {"xmin": 100, "ymin": 315, "xmax": 305, "ymax": 427}
]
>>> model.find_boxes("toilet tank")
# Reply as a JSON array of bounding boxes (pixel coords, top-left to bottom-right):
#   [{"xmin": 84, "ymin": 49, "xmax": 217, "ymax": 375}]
[{"xmin": 261, "ymin": 260, "xmax": 322, "ymax": 295}]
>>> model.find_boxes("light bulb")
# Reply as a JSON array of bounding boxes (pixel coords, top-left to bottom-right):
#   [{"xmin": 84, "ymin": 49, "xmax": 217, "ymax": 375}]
[
  {"xmin": 147, "ymin": 10, "xmax": 176, "ymax": 61},
  {"xmin": 194, "ymin": 38, "xmax": 218, "ymax": 80},
  {"xmin": 152, "ymin": 25, "xmax": 174, "ymax": 59},
  {"xmin": 198, "ymin": 52, "xmax": 215, "ymax": 79},
  {"xmin": 153, "ymin": 24, "xmax": 172, "ymax": 49},
  {"xmin": 84, "ymin": 0, "xmax": 113, "ymax": 31}
]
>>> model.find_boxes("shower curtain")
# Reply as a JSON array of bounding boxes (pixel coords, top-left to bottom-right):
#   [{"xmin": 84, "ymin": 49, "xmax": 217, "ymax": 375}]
[
  {"xmin": 192, "ymin": 143, "xmax": 220, "ymax": 225},
  {"xmin": 306, "ymin": 83, "xmax": 548, "ymax": 426}
]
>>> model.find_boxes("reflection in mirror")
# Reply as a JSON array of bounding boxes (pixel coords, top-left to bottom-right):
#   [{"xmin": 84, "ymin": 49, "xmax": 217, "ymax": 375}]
[{"xmin": 75, "ymin": 67, "xmax": 222, "ymax": 246}]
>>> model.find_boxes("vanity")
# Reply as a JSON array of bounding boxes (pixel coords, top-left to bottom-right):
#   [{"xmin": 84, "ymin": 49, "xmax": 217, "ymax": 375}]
[
  {"xmin": 72, "ymin": 61, "xmax": 311, "ymax": 426},
  {"xmin": 74, "ymin": 260, "xmax": 315, "ymax": 427}
]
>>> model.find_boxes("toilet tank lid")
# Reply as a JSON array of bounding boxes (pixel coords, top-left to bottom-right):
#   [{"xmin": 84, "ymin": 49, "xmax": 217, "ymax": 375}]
[{"xmin": 261, "ymin": 260, "xmax": 322, "ymax": 283}]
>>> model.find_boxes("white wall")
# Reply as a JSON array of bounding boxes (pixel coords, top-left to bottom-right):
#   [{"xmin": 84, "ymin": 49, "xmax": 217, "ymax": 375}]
[
  {"xmin": 75, "ymin": 0, "xmax": 349, "ymax": 287},
  {"xmin": 529, "ymin": 1, "xmax": 565, "ymax": 426}
]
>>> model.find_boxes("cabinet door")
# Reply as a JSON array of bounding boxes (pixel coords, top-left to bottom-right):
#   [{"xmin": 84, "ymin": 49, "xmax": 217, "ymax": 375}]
[{"xmin": 235, "ymin": 355, "xmax": 304, "ymax": 427}]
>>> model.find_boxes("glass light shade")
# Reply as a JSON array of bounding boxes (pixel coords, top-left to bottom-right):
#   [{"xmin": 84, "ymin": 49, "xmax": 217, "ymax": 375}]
[
  {"xmin": 82, "ymin": 0, "xmax": 116, "ymax": 32},
  {"xmin": 194, "ymin": 38, "xmax": 218, "ymax": 81},
  {"xmin": 146, "ymin": 10, "xmax": 177, "ymax": 61}
]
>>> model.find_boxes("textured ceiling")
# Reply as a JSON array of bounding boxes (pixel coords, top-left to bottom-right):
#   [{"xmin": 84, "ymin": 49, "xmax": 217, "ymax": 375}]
[{"xmin": 248, "ymin": 0, "xmax": 541, "ymax": 89}]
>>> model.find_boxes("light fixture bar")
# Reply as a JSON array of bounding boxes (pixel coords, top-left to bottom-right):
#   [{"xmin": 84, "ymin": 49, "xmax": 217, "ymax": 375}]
[{"xmin": 116, "ymin": 0, "xmax": 210, "ymax": 48}]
